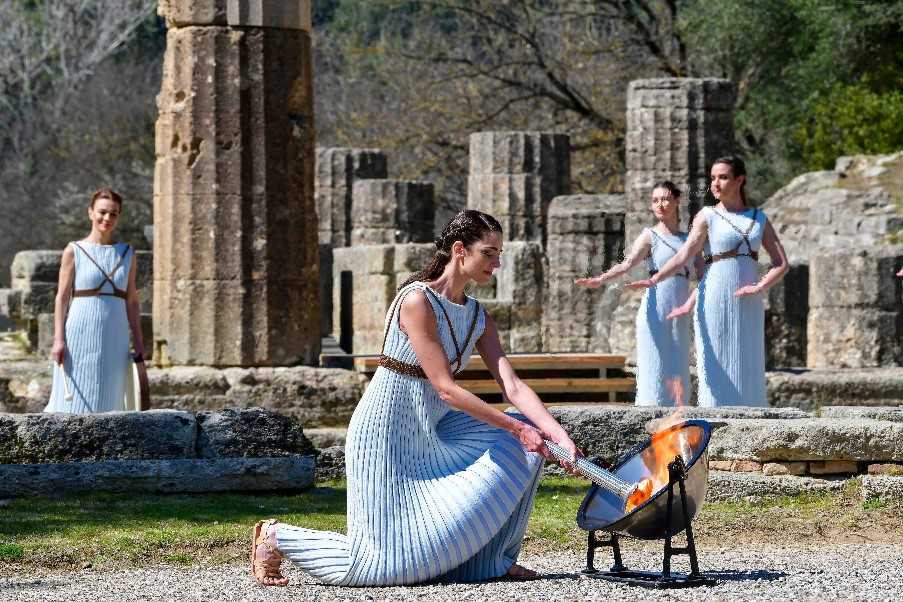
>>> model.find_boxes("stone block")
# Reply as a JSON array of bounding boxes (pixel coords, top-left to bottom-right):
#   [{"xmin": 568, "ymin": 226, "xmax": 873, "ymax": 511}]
[
  {"xmin": 709, "ymin": 460, "xmax": 733, "ymax": 471},
  {"xmin": 315, "ymin": 147, "xmax": 388, "ymax": 247},
  {"xmin": 0, "ymin": 410, "xmax": 197, "ymax": 463},
  {"xmin": 808, "ymin": 460, "xmax": 858, "ymax": 475},
  {"xmin": 806, "ymin": 307, "xmax": 902, "ymax": 368},
  {"xmin": 158, "ymin": 0, "xmax": 228, "ymax": 27},
  {"xmin": 196, "ymin": 407, "xmax": 315, "ymax": 458},
  {"xmin": 315, "ymin": 445, "xmax": 346, "ymax": 481},
  {"xmin": 11, "ymin": 250, "xmax": 62, "ymax": 287},
  {"xmin": 16, "ymin": 282, "xmax": 57, "ymax": 319},
  {"xmin": 304, "ymin": 427, "xmax": 347, "ymax": 449},
  {"xmin": 762, "ymin": 461, "xmax": 807, "ymax": 476},
  {"xmin": 0, "ymin": 457, "xmax": 315, "ymax": 498},
  {"xmin": 707, "ymin": 471, "xmax": 846, "ymax": 503},
  {"xmin": 332, "ymin": 245, "xmax": 394, "ymax": 275},
  {"xmin": 626, "ymin": 78, "xmax": 736, "ymax": 111},
  {"xmin": 820, "ymin": 406, "xmax": 903, "ymax": 422},
  {"xmin": 859, "ymin": 474, "xmax": 903, "ymax": 501},
  {"xmin": 468, "ymin": 131, "xmax": 570, "ymax": 180},
  {"xmin": 0, "ymin": 288, "xmax": 21, "ymax": 317},
  {"xmin": 867, "ymin": 463, "xmax": 903, "ymax": 476},
  {"xmin": 768, "ymin": 369, "xmax": 903, "ymax": 411},
  {"xmin": 393, "ymin": 243, "xmax": 435, "ymax": 274},
  {"xmin": 350, "ymin": 180, "xmax": 435, "ymax": 245},
  {"xmin": 809, "ymin": 251, "xmax": 903, "ymax": 309},
  {"xmin": 226, "ymin": 0, "xmax": 312, "ymax": 31},
  {"xmin": 765, "ymin": 262, "xmax": 809, "ymax": 368}
]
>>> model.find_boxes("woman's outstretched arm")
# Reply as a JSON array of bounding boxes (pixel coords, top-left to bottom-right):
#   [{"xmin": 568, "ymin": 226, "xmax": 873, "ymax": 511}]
[
  {"xmin": 627, "ymin": 210, "xmax": 709, "ymax": 290},
  {"xmin": 400, "ymin": 291, "xmax": 554, "ymax": 461},
  {"xmin": 574, "ymin": 229, "xmax": 652, "ymax": 288}
]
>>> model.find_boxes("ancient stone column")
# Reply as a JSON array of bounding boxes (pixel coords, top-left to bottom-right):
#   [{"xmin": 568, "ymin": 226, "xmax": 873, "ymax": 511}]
[
  {"xmin": 467, "ymin": 132, "xmax": 570, "ymax": 247},
  {"xmin": 154, "ymin": 0, "xmax": 319, "ymax": 367},
  {"xmin": 351, "ymin": 180, "xmax": 435, "ymax": 245},
  {"xmin": 625, "ymin": 78, "xmax": 735, "ymax": 240},
  {"xmin": 807, "ymin": 251, "xmax": 903, "ymax": 368},
  {"xmin": 613, "ymin": 78, "xmax": 735, "ymax": 362},
  {"xmin": 315, "ymin": 147, "xmax": 388, "ymax": 247},
  {"xmin": 543, "ymin": 195, "xmax": 626, "ymax": 352}
]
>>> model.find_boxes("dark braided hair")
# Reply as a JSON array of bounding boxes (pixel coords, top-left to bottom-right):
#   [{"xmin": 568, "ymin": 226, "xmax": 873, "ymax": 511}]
[
  {"xmin": 400, "ymin": 209, "xmax": 503, "ymax": 289},
  {"xmin": 712, "ymin": 156, "xmax": 748, "ymax": 206}
]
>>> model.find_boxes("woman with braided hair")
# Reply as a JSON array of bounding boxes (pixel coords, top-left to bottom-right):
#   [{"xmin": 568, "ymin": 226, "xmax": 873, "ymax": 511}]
[
  {"xmin": 251, "ymin": 209, "xmax": 579, "ymax": 586},
  {"xmin": 627, "ymin": 157, "xmax": 789, "ymax": 406}
]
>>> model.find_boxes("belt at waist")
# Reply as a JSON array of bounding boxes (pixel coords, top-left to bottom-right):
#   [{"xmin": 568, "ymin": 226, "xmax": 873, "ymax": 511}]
[
  {"xmin": 72, "ymin": 288, "xmax": 127, "ymax": 299},
  {"xmin": 649, "ymin": 269, "xmax": 689, "ymax": 279},
  {"xmin": 703, "ymin": 249, "xmax": 759, "ymax": 265}
]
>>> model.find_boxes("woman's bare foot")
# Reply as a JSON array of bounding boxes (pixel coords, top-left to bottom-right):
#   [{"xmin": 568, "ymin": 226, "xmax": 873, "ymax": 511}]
[
  {"xmin": 506, "ymin": 563, "xmax": 539, "ymax": 580},
  {"xmin": 251, "ymin": 519, "xmax": 288, "ymax": 586}
]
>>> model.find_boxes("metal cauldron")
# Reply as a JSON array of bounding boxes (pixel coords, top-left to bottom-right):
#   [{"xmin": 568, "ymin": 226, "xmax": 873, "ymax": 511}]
[{"xmin": 577, "ymin": 419, "xmax": 712, "ymax": 540}]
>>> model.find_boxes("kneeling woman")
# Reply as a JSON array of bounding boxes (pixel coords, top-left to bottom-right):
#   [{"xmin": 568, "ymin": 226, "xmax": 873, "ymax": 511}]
[{"xmin": 252, "ymin": 210, "xmax": 579, "ymax": 586}]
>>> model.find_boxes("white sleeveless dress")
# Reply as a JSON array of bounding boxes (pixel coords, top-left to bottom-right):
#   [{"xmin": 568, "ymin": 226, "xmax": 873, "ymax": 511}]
[
  {"xmin": 634, "ymin": 228, "xmax": 693, "ymax": 406},
  {"xmin": 45, "ymin": 242, "xmax": 132, "ymax": 413},
  {"xmin": 274, "ymin": 282, "xmax": 545, "ymax": 585},
  {"xmin": 695, "ymin": 207, "xmax": 767, "ymax": 406}
]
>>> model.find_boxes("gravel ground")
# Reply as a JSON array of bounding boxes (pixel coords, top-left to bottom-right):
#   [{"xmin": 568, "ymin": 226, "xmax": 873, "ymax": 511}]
[{"xmin": 3, "ymin": 544, "xmax": 902, "ymax": 602}]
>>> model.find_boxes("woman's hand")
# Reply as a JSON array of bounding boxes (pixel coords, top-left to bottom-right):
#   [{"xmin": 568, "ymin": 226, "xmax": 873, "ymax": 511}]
[
  {"xmin": 511, "ymin": 422, "xmax": 551, "ymax": 459},
  {"xmin": 625, "ymin": 278, "xmax": 655, "ymax": 290},
  {"xmin": 734, "ymin": 284, "xmax": 762, "ymax": 298},
  {"xmin": 574, "ymin": 275, "xmax": 605, "ymax": 289},
  {"xmin": 547, "ymin": 432, "xmax": 581, "ymax": 475},
  {"xmin": 51, "ymin": 340, "xmax": 67, "ymax": 365},
  {"xmin": 897, "ymin": 267, "xmax": 903, "ymax": 278},
  {"xmin": 666, "ymin": 302, "xmax": 692, "ymax": 320}
]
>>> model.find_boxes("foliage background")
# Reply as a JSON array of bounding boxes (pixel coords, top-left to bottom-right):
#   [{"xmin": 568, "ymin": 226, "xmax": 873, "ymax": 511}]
[{"xmin": 0, "ymin": 0, "xmax": 900, "ymax": 284}]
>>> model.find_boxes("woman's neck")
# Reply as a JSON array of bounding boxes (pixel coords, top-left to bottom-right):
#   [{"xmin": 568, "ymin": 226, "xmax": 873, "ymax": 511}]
[
  {"xmin": 717, "ymin": 196, "xmax": 746, "ymax": 213},
  {"xmin": 85, "ymin": 230, "xmax": 113, "ymax": 245},
  {"xmin": 656, "ymin": 216, "xmax": 681, "ymax": 235},
  {"xmin": 426, "ymin": 271, "xmax": 468, "ymax": 305}
]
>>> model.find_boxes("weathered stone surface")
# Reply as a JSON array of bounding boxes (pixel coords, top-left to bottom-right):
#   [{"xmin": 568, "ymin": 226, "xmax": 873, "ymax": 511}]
[
  {"xmin": 625, "ymin": 78, "xmax": 735, "ymax": 240},
  {"xmin": 315, "ymin": 147, "xmax": 388, "ymax": 247},
  {"xmin": 819, "ymin": 406, "xmax": 903, "ymax": 422},
  {"xmin": 159, "ymin": 0, "xmax": 312, "ymax": 31},
  {"xmin": 767, "ymin": 369, "xmax": 903, "ymax": 410},
  {"xmin": 315, "ymin": 445, "xmax": 346, "ymax": 481},
  {"xmin": 196, "ymin": 407, "xmax": 315, "ymax": 458},
  {"xmin": 350, "ymin": 180, "xmax": 435, "ymax": 245},
  {"xmin": 707, "ymin": 470, "xmax": 846, "ymax": 502},
  {"xmin": 763, "ymin": 461, "xmax": 807, "ymax": 476},
  {"xmin": 808, "ymin": 460, "xmax": 858, "ymax": 475},
  {"xmin": 147, "ymin": 366, "xmax": 367, "ymax": 427},
  {"xmin": 154, "ymin": 25, "xmax": 319, "ymax": 367},
  {"xmin": 859, "ymin": 474, "xmax": 903, "ymax": 501},
  {"xmin": 764, "ymin": 263, "xmax": 809, "ymax": 368},
  {"xmin": 867, "ymin": 463, "xmax": 903, "ymax": 476},
  {"xmin": 809, "ymin": 251, "xmax": 903, "ymax": 310},
  {"xmin": 806, "ymin": 307, "xmax": 902, "ymax": 368},
  {"xmin": 0, "ymin": 410, "xmax": 197, "ymax": 463},
  {"xmin": 0, "ymin": 289, "xmax": 21, "ymax": 317},
  {"xmin": 763, "ymin": 151, "xmax": 903, "ymax": 265},
  {"xmin": 707, "ymin": 417, "xmax": 903, "ymax": 462},
  {"xmin": 305, "ymin": 427, "xmax": 347, "ymax": 449},
  {"xmin": 544, "ymin": 195, "xmax": 626, "ymax": 352},
  {"xmin": 0, "ymin": 456, "xmax": 315, "ymax": 498},
  {"xmin": 467, "ymin": 132, "xmax": 570, "ymax": 246}
]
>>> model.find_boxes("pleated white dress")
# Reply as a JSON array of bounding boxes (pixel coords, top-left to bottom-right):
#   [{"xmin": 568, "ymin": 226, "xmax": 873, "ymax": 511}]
[
  {"xmin": 45, "ymin": 242, "xmax": 132, "ymax": 414},
  {"xmin": 695, "ymin": 207, "xmax": 767, "ymax": 407},
  {"xmin": 634, "ymin": 229, "xmax": 693, "ymax": 406},
  {"xmin": 275, "ymin": 282, "xmax": 545, "ymax": 585}
]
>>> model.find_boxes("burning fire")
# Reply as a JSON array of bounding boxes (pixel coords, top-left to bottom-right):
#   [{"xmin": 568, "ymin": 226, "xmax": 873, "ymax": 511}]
[{"xmin": 624, "ymin": 377, "xmax": 699, "ymax": 512}]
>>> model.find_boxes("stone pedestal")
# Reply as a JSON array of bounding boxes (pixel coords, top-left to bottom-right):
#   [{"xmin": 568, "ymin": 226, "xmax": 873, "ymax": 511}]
[
  {"xmin": 351, "ymin": 180, "xmax": 435, "ymax": 245},
  {"xmin": 315, "ymin": 147, "xmax": 388, "ymax": 247},
  {"xmin": 625, "ymin": 78, "xmax": 735, "ymax": 241},
  {"xmin": 544, "ymin": 195, "xmax": 626, "ymax": 352},
  {"xmin": 154, "ymin": 1, "xmax": 319, "ymax": 367},
  {"xmin": 765, "ymin": 263, "xmax": 809, "ymax": 368},
  {"xmin": 807, "ymin": 251, "xmax": 903, "ymax": 368},
  {"xmin": 467, "ymin": 132, "xmax": 570, "ymax": 246}
]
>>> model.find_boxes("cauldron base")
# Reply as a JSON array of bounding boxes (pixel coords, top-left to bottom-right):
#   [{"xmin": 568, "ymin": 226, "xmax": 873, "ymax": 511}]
[{"xmin": 585, "ymin": 569, "xmax": 717, "ymax": 589}]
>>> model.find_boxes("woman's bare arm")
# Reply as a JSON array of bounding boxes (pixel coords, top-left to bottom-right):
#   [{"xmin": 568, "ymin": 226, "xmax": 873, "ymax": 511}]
[
  {"xmin": 51, "ymin": 246, "xmax": 75, "ymax": 364},
  {"xmin": 399, "ymin": 291, "xmax": 552, "ymax": 459},
  {"xmin": 735, "ymin": 218, "xmax": 789, "ymax": 297},
  {"xmin": 575, "ymin": 229, "xmax": 652, "ymax": 288},
  {"xmin": 627, "ymin": 210, "xmax": 709, "ymax": 289},
  {"xmin": 125, "ymin": 248, "xmax": 145, "ymax": 358}
]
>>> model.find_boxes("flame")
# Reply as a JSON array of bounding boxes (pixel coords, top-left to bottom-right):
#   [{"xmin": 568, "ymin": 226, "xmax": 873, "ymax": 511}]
[{"xmin": 624, "ymin": 377, "xmax": 694, "ymax": 512}]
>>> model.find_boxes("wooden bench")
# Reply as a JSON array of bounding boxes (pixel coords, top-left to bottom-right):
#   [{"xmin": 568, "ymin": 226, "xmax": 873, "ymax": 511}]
[{"xmin": 347, "ymin": 353, "xmax": 635, "ymax": 404}]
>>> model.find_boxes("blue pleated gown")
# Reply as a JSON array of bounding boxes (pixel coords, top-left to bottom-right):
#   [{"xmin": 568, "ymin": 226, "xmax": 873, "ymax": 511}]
[
  {"xmin": 45, "ymin": 242, "xmax": 132, "ymax": 413},
  {"xmin": 695, "ymin": 207, "xmax": 767, "ymax": 406},
  {"xmin": 634, "ymin": 228, "xmax": 693, "ymax": 406},
  {"xmin": 275, "ymin": 282, "xmax": 545, "ymax": 585}
]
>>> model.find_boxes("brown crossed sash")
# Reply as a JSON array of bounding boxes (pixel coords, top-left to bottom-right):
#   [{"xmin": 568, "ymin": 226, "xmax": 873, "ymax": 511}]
[
  {"xmin": 71, "ymin": 242, "xmax": 131, "ymax": 299},
  {"xmin": 704, "ymin": 208, "xmax": 760, "ymax": 264},
  {"xmin": 378, "ymin": 284, "xmax": 482, "ymax": 379}
]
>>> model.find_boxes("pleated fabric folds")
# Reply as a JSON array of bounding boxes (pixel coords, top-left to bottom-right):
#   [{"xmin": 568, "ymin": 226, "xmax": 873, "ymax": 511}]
[
  {"xmin": 45, "ymin": 242, "xmax": 131, "ymax": 414},
  {"xmin": 275, "ymin": 282, "xmax": 545, "ymax": 585}
]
